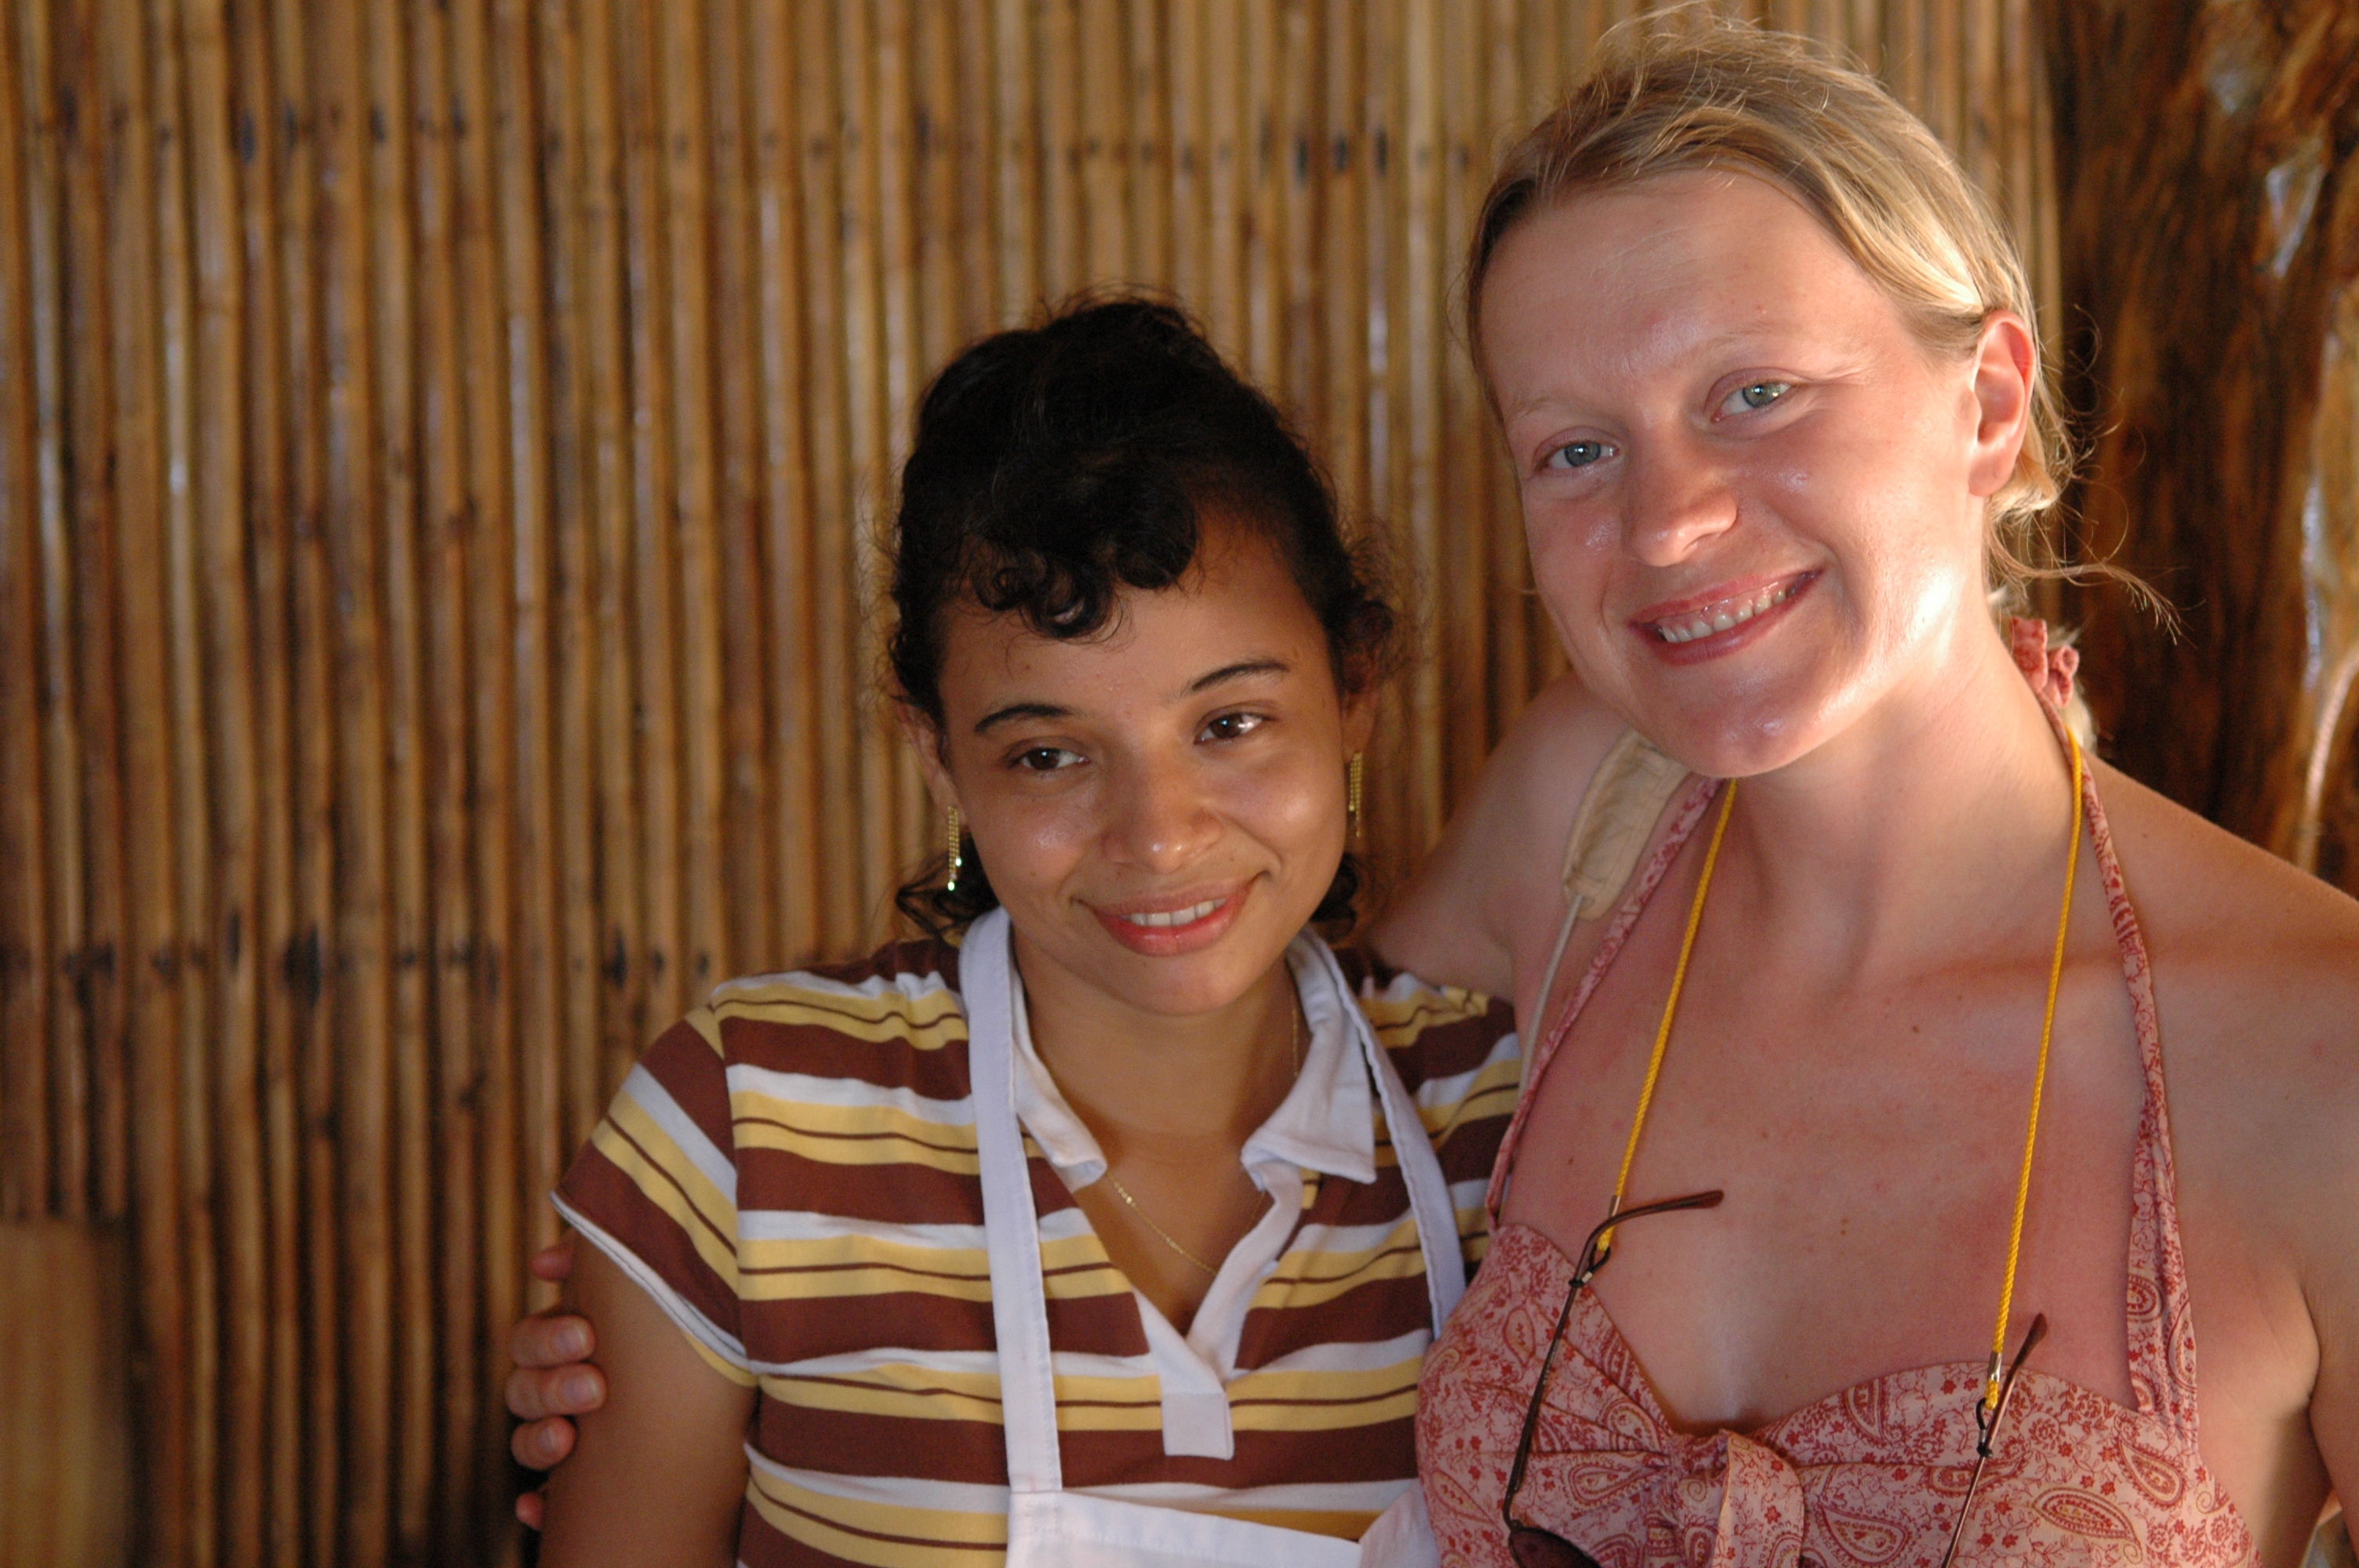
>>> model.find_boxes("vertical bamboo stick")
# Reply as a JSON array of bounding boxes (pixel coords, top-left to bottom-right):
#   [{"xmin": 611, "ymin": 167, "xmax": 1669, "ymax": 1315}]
[
  {"xmin": 1277, "ymin": 0, "xmax": 1322, "ymax": 432},
  {"xmin": 148, "ymin": 1, "xmax": 229, "ymax": 1541},
  {"xmin": 504, "ymin": 0, "xmax": 563, "ymax": 1348},
  {"xmin": 572, "ymin": 0, "xmax": 646, "ymax": 1135},
  {"xmin": 991, "ymin": 0, "xmax": 1038, "ymax": 319},
  {"xmin": 404, "ymin": 2, "xmax": 485, "ymax": 1557},
  {"xmin": 747, "ymin": 0, "xmax": 822, "ymax": 965},
  {"xmin": 314, "ymin": 2, "xmax": 398, "ymax": 1559},
  {"xmin": 15, "ymin": 0, "xmax": 99, "ymax": 1227},
  {"xmin": 94, "ymin": 1, "xmax": 200, "ymax": 1559},
  {"xmin": 656, "ymin": 0, "xmax": 727, "ymax": 1009},
  {"xmin": 1467, "ymin": 1, "xmax": 1528, "ymax": 750},
  {"xmin": 1241, "ymin": 0, "xmax": 1281, "ymax": 390},
  {"xmin": 700, "ymin": 0, "xmax": 775, "ymax": 982},
  {"xmin": 1124, "ymin": 1, "xmax": 1170, "ymax": 294},
  {"xmin": 950, "ymin": 0, "xmax": 1004, "ymax": 333},
  {"xmin": 527, "ymin": 0, "xmax": 599, "ymax": 1298},
  {"xmin": 1035, "ymin": 0, "xmax": 1079, "ymax": 296},
  {"xmin": 794, "ymin": 1, "xmax": 864, "ymax": 955},
  {"xmin": 912, "ymin": 0, "xmax": 964, "ymax": 376},
  {"xmin": 0, "ymin": 0, "xmax": 52, "ymax": 1225},
  {"xmin": 264, "ymin": 5, "xmax": 349, "ymax": 1557},
  {"xmin": 180, "ymin": 1, "xmax": 267, "ymax": 1559},
  {"xmin": 1365, "ymin": 0, "xmax": 1410, "ymax": 874},
  {"xmin": 1439, "ymin": 5, "xmax": 1501, "ymax": 782},
  {"xmin": 1846, "ymin": 0, "xmax": 1882, "ymax": 74},
  {"xmin": 1321, "ymin": 0, "xmax": 1369, "ymax": 523},
  {"xmin": 2019, "ymin": 0, "xmax": 2056, "ymax": 347},
  {"xmin": 1401, "ymin": 0, "xmax": 1446, "ymax": 850},
  {"xmin": 1078, "ymin": 0, "xmax": 1129, "ymax": 285},
  {"xmin": 833, "ymin": 0, "xmax": 900, "ymax": 940},
  {"xmin": 222, "ymin": 2, "xmax": 305, "ymax": 1553},
  {"xmin": 471, "ymin": 1, "xmax": 538, "ymax": 1552},
  {"xmin": 616, "ymin": 0, "xmax": 682, "ymax": 1073},
  {"xmin": 876, "ymin": 1, "xmax": 929, "ymax": 897},
  {"xmin": 355, "ymin": 3, "xmax": 439, "ymax": 1554},
  {"xmin": 1203, "ymin": 0, "xmax": 1245, "ymax": 361},
  {"xmin": 1166, "ymin": 0, "xmax": 1205, "ymax": 315}
]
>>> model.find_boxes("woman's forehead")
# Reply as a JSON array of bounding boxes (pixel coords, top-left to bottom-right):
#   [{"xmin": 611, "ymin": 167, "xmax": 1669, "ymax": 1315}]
[
  {"xmin": 1480, "ymin": 176, "xmax": 1895, "ymax": 400},
  {"xmin": 937, "ymin": 524, "xmax": 1330, "ymax": 712}
]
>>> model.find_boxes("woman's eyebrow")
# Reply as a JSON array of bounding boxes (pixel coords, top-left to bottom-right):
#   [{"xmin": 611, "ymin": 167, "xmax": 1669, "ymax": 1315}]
[
  {"xmin": 973, "ymin": 659, "xmax": 1289, "ymax": 734},
  {"xmin": 973, "ymin": 700, "xmax": 1070, "ymax": 735},
  {"xmin": 1187, "ymin": 658, "xmax": 1290, "ymax": 693}
]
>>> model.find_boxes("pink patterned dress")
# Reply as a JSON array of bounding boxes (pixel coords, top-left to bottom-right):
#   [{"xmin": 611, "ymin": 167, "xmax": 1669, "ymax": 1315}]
[{"xmin": 1416, "ymin": 626, "xmax": 2259, "ymax": 1568}]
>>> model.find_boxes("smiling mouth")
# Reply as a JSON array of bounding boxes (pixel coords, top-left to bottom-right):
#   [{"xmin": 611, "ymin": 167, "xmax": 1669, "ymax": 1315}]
[
  {"xmin": 1114, "ymin": 897, "xmax": 1228, "ymax": 929},
  {"xmin": 1642, "ymin": 575, "xmax": 1810, "ymax": 644}
]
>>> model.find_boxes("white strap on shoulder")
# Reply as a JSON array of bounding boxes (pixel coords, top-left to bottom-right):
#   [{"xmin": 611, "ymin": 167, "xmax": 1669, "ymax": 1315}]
[{"xmin": 1526, "ymin": 728, "xmax": 1689, "ymax": 1041}]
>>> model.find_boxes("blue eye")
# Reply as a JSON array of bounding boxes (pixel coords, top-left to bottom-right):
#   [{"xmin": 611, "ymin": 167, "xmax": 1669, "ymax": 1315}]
[
  {"xmin": 1724, "ymin": 379, "xmax": 1791, "ymax": 414},
  {"xmin": 1545, "ymin": 439, "xmax": 1614, "ymax": 470}
]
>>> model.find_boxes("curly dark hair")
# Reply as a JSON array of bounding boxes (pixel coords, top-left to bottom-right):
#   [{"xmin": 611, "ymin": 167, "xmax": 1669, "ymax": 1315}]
[{"xmin": 889, "ymin": 296, "xmax": 1399, "ymax": 937}]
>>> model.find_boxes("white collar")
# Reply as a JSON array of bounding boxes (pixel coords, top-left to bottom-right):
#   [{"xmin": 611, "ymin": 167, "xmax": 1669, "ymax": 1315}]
[{"xmin": 1005, "ymin": 931, "xmax": 1378, "ymax": 1189}]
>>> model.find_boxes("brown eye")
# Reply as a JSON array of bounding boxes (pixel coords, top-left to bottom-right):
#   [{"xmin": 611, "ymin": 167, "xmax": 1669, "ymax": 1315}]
[
  {"xmin": 1201, "ymin": 712, "xmax": 1267, "ymax": 742},
  {"xmin": 1012, "ymin": 746, "xmax": 1081, "ymax": 773}
]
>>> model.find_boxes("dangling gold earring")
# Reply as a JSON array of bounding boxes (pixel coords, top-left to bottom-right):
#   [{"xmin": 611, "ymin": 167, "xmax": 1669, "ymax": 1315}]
[
  {"xmin": 1347, "ymin": 753, "xmax": 1365, "ymax": 846},
  {"xmin": 943, "ymin": 805, "xmax": 965, "ymax": 893}
]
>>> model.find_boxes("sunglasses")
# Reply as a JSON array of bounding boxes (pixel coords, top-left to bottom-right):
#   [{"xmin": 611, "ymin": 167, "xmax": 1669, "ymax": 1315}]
[
  {"xmin": 1500, "ymin": 1190, "xmax": 1722, "ymax": 1568},
  {"xmin": 1497, "ymin": 1190, "xmax": 2048, "ymax": 1568}
]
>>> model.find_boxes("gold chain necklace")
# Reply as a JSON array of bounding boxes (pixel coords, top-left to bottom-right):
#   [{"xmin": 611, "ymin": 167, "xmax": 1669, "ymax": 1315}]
[
  {"xmin": 1601, "ymin": 728, "xmax": 2085, "ymax": 1414},
  {"xmin": 1103, "ymin": 996, "xmax": 1305, "ymax": 1276}
]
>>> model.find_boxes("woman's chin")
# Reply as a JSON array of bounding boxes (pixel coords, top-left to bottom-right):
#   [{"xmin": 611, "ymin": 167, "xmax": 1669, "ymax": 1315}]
[{"xmin": 1610, "ymin": 677, "xmax": 1861, "ymax": 782}]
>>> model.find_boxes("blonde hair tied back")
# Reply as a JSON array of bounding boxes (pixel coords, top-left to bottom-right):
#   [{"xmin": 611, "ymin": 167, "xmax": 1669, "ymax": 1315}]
[{"xmin": 1466, "ymin": 15, "xmax": 2086, "ymax": 606}]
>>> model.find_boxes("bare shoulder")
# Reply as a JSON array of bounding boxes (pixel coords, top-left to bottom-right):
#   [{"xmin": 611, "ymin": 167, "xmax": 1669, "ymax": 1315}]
[
  {"xmin": 2095, "ymin": 761, "xmax": 2359, "ymax": 1188},
  {"xmin": 1372, "ymin": 672, "xmax": 1630, "ymax": 998}
]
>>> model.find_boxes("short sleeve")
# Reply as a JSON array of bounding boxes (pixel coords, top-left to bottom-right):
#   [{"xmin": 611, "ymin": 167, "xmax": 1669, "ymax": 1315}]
[{"xmin": 554, "ymin": 1010, "xmax": 757, "ymax": 1387}]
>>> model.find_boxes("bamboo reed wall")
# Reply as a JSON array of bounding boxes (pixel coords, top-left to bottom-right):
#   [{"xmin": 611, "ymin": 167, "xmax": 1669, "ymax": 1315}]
[{"xmin": 0, "ymin": 2, "xmax": 2058, "ymax": 1563}]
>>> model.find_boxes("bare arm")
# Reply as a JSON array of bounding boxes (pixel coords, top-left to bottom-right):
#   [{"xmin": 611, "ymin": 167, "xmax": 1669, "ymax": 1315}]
[
  {"xmin": 538, "ymin": 1242, "xmax": 753, "ymax": 1568},
  {"xmin": 1371, "ymin": 671, "xmax": 1626, "ymax": 1004}
]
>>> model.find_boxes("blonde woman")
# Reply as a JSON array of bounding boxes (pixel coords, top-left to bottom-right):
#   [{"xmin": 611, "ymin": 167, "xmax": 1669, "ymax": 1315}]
[{"xmin": 1400, "ymin": 23, "xmax": 2357, "ymax": 1568}]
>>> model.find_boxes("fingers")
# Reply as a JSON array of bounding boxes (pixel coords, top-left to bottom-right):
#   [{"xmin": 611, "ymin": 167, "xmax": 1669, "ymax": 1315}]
[
  {"xmin": 511, "ymin": 1413, "xmax": 579, "ymax": 1472},
  {"xmin": 528, "ymin": 1235, "xmax": 578, "ymax": 1284},
  {"xmin": 509, "ymin": 1311, "xmax": 595, "ymax": 1371},
  {"xmin": 506, "ymin": 1363, "xmax": 606, "ymax": 1423},
  {"xmin": 515, "ymin": 1489, "xmax": 545, "ymax": 1531}
]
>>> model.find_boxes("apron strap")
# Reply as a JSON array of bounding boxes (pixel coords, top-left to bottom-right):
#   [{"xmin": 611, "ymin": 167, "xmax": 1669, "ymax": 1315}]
[
  {"xmin": 1302, "ymin": 941, "xmax": 1465, "ymax": 1330},
  {"xmin": 964, "ymin": 909, "xmax": 1067, "ymax": 1496}
]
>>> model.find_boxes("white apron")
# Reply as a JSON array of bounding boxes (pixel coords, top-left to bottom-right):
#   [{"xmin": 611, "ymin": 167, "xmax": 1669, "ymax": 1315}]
[{"xmin": 961, "ymin": 909, "xmax": 1458, "ymax": 1568}]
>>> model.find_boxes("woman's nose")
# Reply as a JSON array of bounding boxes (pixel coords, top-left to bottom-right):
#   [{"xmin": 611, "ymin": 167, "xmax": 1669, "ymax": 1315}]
[
  {"xmin": 1103, "ymin": 757, "xmax": 1220, "ymax": 872},
  {"xmin": 1623, "ymin": 443, "xmax": 1739, "ymax": 567}
]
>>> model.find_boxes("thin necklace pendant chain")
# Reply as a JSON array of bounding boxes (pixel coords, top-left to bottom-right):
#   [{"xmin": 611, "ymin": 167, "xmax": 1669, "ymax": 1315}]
[
  {"xmin": 1604, "ymin": 728, "xmax": 2086, "ymax": 1417},
  {"xmin": 1102, "ymin": 994, "xmax": 1306, "ymax": 1277}
]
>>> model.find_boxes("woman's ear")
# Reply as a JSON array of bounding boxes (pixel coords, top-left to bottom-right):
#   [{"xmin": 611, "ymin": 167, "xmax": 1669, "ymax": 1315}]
[
  {"xmin": 1967, "ymin": 310, "xmax": 2036, "ymax": 499},
  {"xmin": 894, "ymin": 702, "xmax": 961, "ymax": 815}
]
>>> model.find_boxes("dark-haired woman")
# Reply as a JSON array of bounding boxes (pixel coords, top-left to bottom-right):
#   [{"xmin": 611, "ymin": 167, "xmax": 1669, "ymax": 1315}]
[{"xmin": 533, "ymin": 299, "xmax": 1519, "ymax": 1568}]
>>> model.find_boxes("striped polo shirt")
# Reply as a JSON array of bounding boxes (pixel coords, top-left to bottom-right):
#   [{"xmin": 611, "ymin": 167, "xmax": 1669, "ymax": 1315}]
[{"xmin": 554, "ymin": 931, "xmax": 1518, "ymax": 1568}]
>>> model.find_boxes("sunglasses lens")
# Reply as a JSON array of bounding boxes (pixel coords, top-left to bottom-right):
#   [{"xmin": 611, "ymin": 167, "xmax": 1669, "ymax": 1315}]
[{"xmin": 1509, "ymin": 1526, "xmax": 1605, "ymax": 1568}]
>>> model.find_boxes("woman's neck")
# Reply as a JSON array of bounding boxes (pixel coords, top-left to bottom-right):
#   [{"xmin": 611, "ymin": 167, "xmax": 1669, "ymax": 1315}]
[
  {"xmin": 1716, "ymin": 618, "xmax": 2081, "ymax": 985},
  {"xmin": 1010, "ymin": 936, "xmax": 1303, "ymax": 1156}
]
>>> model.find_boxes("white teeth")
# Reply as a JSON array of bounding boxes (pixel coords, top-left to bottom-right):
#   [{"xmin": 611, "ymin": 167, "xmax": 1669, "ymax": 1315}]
[
  {"xmin": 1651, "ymin": 579, "xmax": 1801, "ymax": 644},
  {"xmin": 1121, "ymin": 898, "xmax": 1224, "ymax": 928}
]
